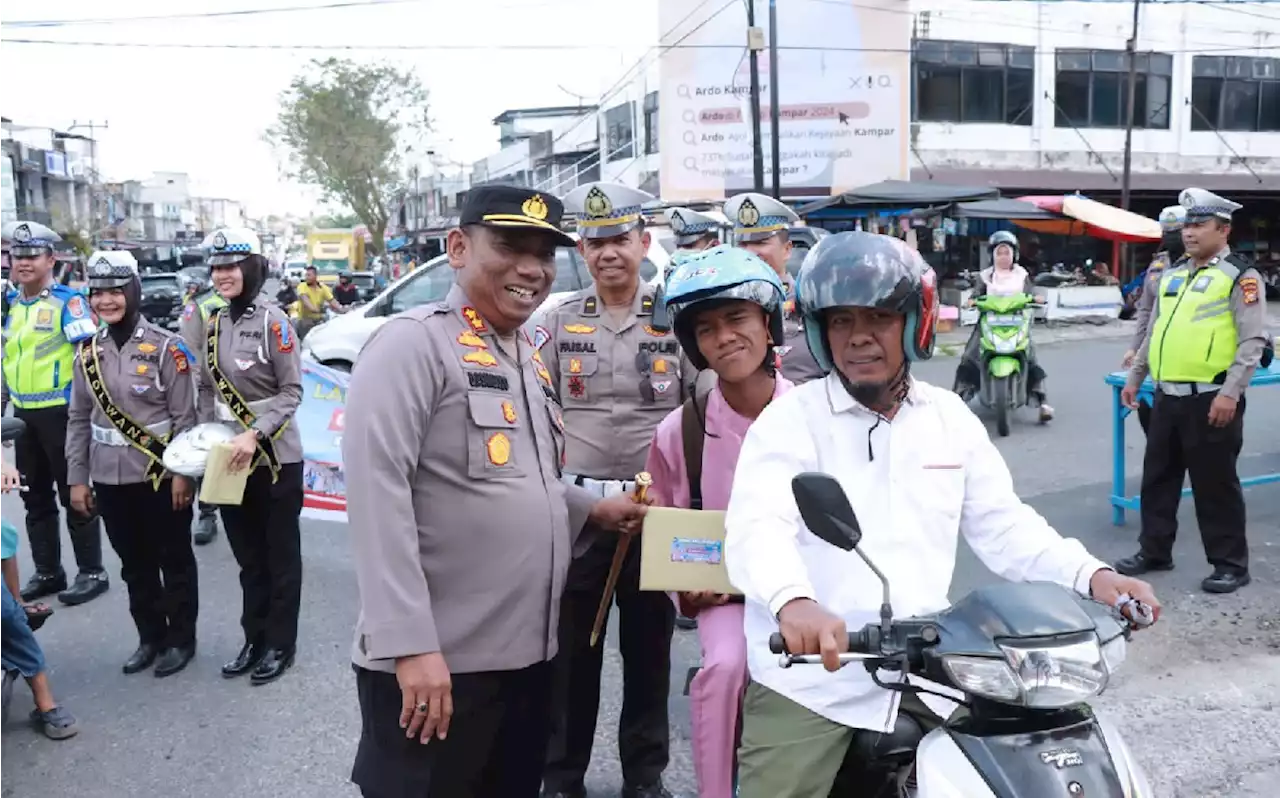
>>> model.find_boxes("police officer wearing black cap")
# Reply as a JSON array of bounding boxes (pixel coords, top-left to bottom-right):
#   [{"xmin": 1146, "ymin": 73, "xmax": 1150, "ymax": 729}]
[{"xmin": 1117, "ymin": 188, "xmax": 1270, "ymax": 594}]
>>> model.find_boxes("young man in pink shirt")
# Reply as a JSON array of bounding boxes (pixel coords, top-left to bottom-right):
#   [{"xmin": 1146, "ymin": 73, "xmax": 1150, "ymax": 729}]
[{"xmin": 643, "ymin": 245, "xmax": 792, "ymax": 798}]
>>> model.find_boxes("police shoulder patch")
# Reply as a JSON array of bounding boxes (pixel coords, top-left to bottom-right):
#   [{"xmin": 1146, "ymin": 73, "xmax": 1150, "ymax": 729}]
[
  {"xmin": 65, "ymin": 294, "xmax": 88, "ymax": 318},
  {"xmin": 167, "ymin": 340, "xmax": 192, "ymax": 373},
  {"xmin": 1239, "ymin": 276, "xmax": 1260, "ymax": 305}
]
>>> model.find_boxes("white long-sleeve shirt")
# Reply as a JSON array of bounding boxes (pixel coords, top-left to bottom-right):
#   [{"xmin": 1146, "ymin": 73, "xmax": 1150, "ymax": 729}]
[{"xmin": 724, "ymin": 374, "xmax": 1108, "ymax": 732}]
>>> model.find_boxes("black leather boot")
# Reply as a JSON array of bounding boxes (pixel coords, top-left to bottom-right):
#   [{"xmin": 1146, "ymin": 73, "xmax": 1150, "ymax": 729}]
[
  {"xmin": 1113, "ymin": 552, "xmax": 1174, "ymax": 576},
  {"xmin": 154, "ymin": 643, "xmax": 197, "ymax": 678},
  {"xmin": 249, "ymin": 647, "xmax": 295, "ymax": 685},
  {"xmin": 57, "ymin": 570, "xmax": 109, "ymax": 606},
  {"xmin": 123, "ymin": 643, "xmax": 160, "ymax": 674},
  {"xmin": 20, "ymin": 570, "xmax": 67, "ymax": 603},
  {"xmin": 222, "ymin": 641, "xmax": 267, "ymax": 678}
]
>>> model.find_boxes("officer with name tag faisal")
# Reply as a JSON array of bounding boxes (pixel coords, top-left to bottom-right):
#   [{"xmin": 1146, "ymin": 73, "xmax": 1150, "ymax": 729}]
[
  {"xmin": 66, "ymin": 251, "xmax": 201, "ymax": 677},
  {"xmin": 665, "ymin": 207, "xmax": 723, "ymax": 254},
  {"xmin": 540, "ymin": 182, "xmax": 695, "ymax": 798},
  {"xmin": 1, "ymin": 220, "xmax": 109, "ymax": 605},
  {"xmin": 723, "ymin": 193, "xmax": 825, "ymax": 385},
  {"xmin": 198, "ymin": 227, "xmax": 305, "ymax": 683},
  {"xmin": 1118, "ymin": 188, "xmax": 1270, "ymax": 594}
]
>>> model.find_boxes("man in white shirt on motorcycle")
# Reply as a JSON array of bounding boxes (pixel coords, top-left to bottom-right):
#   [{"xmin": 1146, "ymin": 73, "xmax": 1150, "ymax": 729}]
[{"xmin": 724, "ymin": 232, "xmax": 1160, "ymax": 797}]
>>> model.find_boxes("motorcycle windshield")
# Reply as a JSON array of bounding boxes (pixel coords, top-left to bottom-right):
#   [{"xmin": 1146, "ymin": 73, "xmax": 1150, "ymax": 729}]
[{"xmin": 977, "ymin": 294, "xmax": 1032, "ymax": 313}]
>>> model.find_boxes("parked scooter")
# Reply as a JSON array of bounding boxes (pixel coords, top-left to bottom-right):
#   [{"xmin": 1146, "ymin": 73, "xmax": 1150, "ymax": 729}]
[
  {"xmin": 769, "ymin": 473, "xmax": 1154, "ymax": 798},
  {"xmin": 973, "ymin": 292, "xmax": 1039, "ymax": 437}
]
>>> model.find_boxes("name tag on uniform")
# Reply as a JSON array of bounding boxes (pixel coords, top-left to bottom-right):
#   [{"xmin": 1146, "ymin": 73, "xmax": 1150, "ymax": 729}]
[
  {"xmin": 1163, "ymin": 276, "xmax": 1186, "ymax": 296},
  {"xmin": 1190, "ymin": 275, "xmax": 1213, "ymax": 293}
]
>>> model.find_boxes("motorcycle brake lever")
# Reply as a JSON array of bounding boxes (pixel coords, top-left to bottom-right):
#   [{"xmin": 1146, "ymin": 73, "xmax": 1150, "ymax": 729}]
[{"xmin": 1116, "ymin": 593, "xmax": 1155, "ymax": 628}]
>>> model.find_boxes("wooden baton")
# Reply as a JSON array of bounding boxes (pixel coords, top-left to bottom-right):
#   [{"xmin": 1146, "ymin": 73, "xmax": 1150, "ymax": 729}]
[{"xmin": 589, "ymin": 472, "xmax": 652, "ymax": 648}]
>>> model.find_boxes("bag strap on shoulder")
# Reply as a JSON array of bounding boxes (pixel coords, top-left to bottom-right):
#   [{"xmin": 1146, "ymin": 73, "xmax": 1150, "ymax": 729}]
[{"xmin": 680, "ymin": 378, "xmax": 715, "ymax": 510}]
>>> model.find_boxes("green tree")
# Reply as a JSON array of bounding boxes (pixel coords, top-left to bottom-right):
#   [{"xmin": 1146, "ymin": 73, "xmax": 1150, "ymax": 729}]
[
  {"xmin": 268, "ymin": 57, "xmax": 429, "ymax": 254},
  {"xmin": 313, "ymin": 210, "xmax": 362, "ymax": 229}
]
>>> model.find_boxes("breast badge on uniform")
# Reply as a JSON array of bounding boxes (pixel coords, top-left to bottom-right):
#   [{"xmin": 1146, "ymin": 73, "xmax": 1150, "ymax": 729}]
[
  {"xmin": 564, "ymin": 323, "xmax": 596, "ymax": 335},
  {"xmin": 235, "ymin": 358, "xmax": 255, "ymax": 371},
  {"xmin": 168, "ymin": 343, "xmax": 190, "ymax": 374},
  {"xmin": 653, "ymin": 378, "xmax": 674, "ymax": 395},
  {"xmin": 272, "ymin": 321, "xmax": 294, "ymax": 353},
  {"xmin": 486, "ymin": 432, "xmax": 512, "ymax": 466},
  {"xmin": 463, "ymin": 350, "xmax": 499, "ymax": 368},
  {"xmin": 653, "ymin": 358, "xmax": 668, "ymax": 374},
  {"xmin": 462, "ymin": 307, "xmax": 488, "ymax": 334},
  {"xmin": 568, "ymin": 375, "xmax": 586, "ymax": 399},
  {"xmin": 457, "ymin": 331, "xmax": 488, "ymax": 349},
  {"xmin": 501, "ymin": 400, "xmax": 517, "ymax": 423},
  {"xmin": 138, "ymin": 342, "xmax": 158, "ymax": 354},
  {"xmin": 568, "ymin": 357, "xmax": 583, "ymax": 374},
  {"xmin": 131, "ymin": 384, "xmax": 149, "ymax": 395},
  {"xmin": 134, "ymin": 363, "xmax": 149, "ymax": 375},
  {"xmin": 36, "ymin": 308, "xmax": 54, "ymax": 326},
  {"xmin": 1240, "ymin": 277, "xmax": 1260, "ymax": 305},
  {"xmin": 642, "ymin": 325, "xmax": 666, "ymax": 338}
]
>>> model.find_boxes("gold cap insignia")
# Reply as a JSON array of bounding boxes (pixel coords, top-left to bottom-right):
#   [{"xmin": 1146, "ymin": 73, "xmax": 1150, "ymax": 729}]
[
  {"xmin": 584, "ymin": 186, "xmax": 613, "ymax": 219},
  {"xmin": 521, "ymin": 194, "xmax": 549, "ymax": 221},
  {"xmin": 738, "ymin": 198, "xmax": 760, "ymax": 227}
]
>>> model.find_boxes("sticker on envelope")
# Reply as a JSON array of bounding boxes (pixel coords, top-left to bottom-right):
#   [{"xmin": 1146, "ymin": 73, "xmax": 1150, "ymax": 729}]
[
  {"xmin": 639, "ymin": 507, "xmax": 740, "ymax": 594},
  {"xmin": 670, "ymin": 538, "xmax": 723, "ymax": 565}
]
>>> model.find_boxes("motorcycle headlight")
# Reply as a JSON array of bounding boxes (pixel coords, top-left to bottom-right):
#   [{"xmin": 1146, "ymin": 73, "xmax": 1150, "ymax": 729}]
[
  {"xmin": 944, "ymin": 634, "xmax": 1111, "ymax": 708},
  {"xmin": 993, "ymin": 338, "xmax": 1018, "ymax": 354}
]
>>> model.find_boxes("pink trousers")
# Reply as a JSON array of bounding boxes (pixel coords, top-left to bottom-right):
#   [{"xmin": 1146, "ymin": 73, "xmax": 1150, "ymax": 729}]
[{"xmin": 689, "ymin": 601, "xmax": 748, "ymax": 798}]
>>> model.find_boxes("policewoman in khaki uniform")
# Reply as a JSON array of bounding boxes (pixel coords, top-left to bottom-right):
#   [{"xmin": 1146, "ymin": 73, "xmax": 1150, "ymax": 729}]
[
  {"xmin": 2, "ymin": 220, "xmax": 109, "ymax": 606},
  {"xmin": 197, "ymin": 227, "xmax": 305, "ymax": 684},
  {"xmin": 723, "ymin": 193, "xmax": 825, "ymax": 385},
  {"xmin": 1122, "ymin": 204, "xmax": 1187, "ymax": 434},
  {"xmin": 66, "ymin": 251, "xmax": 201, "ymax": 677},
  {"xmin": 541, "ymin": 182, "xmax": 695, "ymax": 798},
  {"xmin": 180, "ymin": 288, "xmax": 229, "ymax": 546},
  {"xmin": 1118, "ymin": 188, "xmax": 1270, "ymax": 595},
  {"xmin": 343, "ymin": 185, "xmax": 647, "ymax": 797}
]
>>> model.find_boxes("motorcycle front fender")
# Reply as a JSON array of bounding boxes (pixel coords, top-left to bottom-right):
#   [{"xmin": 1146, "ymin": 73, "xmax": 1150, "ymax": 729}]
[{"xmin": 987, "ymin": 356, "xmax": 1022, "ymax": 379}]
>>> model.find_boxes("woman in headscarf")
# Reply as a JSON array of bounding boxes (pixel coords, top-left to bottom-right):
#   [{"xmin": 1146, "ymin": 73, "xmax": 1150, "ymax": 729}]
[
  {"xmin": 65, "ymin": 250, "xmax": 200, "ymax": 677},
  {"xmin": 198, "ymin": 227, "xmax": 304, "ymax": 686}
]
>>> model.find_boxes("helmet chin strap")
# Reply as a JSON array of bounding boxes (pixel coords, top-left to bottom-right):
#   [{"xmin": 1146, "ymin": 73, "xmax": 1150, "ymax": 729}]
[{"xmin": 836, "ymin": 358, "xmax": 912, "ymax": 462}]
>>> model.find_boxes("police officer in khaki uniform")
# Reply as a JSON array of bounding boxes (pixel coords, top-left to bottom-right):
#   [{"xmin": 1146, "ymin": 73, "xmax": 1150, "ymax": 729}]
[
  {"xmin": 723, "ymin": 193, "xmax": 825, "ymax": 385},
  {"xmin": 180, "ymin": 287, "xmax": 228, "ymax": 545},
  {"xmin": 196, "ymin": 227, "xmax": 305, "ymax": 684},
  {"xmin": 665, "ymin": 207, "xmax": 722, "ymax": 253},
  {"xmin": 540, "ymin": 182, "xmax": 694, "ymax": 798},
  {"xmin": 343, "ymin": 184, "xmax": 648, "ymax": 797},
  {"xmin": 1121, "ymin": 204, "xmax": 1186, "ymax": 434},
  {"xmin": 66, "ymin": 250, "xmax": 201, "ymax": 677},
  {"xmin": 1117, "ymin": 188, "xmax": 1270, "ymax": 594}
]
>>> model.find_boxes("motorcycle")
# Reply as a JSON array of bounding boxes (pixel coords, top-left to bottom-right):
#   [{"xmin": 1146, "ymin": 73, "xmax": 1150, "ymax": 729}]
[
  {"xmin": 769, "ymin": 473, "xmax": 1154, "ymax": 798},
  {"xmin": 973, "ymin": 293, "xmax": 1038, "ymax": 437}
]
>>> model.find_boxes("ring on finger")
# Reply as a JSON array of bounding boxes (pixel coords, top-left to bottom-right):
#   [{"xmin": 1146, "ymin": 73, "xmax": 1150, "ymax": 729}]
[{"xmin": 415, "ymin": 701, "xmax": 429, "ymax": 714}]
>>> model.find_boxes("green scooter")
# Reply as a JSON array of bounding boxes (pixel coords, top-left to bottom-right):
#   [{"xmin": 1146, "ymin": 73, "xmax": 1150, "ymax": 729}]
[{"xmin": 974, "ymin": 293, "xmax": 1040, "ymax": 437}]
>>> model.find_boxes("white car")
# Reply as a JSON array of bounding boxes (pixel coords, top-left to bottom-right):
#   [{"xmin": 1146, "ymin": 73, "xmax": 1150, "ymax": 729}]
[
  {"xmin": 301, "ymin": 233, "xmax": 672, "ymax": 371},
  {"xmin": 284, "ymin": 260, "xmax": 308, "ymax": 283}
]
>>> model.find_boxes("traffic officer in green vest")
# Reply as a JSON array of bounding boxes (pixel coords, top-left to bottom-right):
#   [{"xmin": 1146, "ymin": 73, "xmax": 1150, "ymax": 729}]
[
  {"xmin": 179, "ymin": 285, "xmax": 228, "ymax": 545},
  {"xmin": 1117, "ymin": 188, "xmax": 1269, "ymax": 595},
  {"xmin": 1, "ymin": 220, "xmax": 109, "ymax": 605}
]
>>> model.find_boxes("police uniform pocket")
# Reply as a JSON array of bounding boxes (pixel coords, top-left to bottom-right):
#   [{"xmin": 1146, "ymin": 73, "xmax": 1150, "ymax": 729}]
[
  {"xmin": 466, "ymin": 392, "xmax": 525, "ymax": 480},
  {"xmin": 559, "ymin": 354, "xmax": 598, "ymax": 404}
]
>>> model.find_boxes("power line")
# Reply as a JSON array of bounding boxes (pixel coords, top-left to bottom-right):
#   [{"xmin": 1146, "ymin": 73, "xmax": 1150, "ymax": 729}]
[{"xmin": 1, "ymin": 0, "xmax": 425, "ymax": 29}]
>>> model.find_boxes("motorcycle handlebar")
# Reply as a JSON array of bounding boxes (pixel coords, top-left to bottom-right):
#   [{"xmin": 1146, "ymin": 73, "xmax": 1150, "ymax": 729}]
[{"xmin": 768, "ymin": 630, "xmax": 872, "ymax": 656}]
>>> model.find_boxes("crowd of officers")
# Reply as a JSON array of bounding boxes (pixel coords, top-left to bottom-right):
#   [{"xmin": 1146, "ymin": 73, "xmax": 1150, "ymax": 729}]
[
  {"xmin": 343, "ymin": 181, "xmax": 826, "ymax": 798},
  {"xmin": 2, "ymin": 220, "xmax": 305, "ymax": 684}
]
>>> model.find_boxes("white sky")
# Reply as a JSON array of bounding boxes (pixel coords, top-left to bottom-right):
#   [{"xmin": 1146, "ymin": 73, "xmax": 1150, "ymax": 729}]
[{"xmin": 1, "ymin": 0, "xmax": 658, "ymax": 217}]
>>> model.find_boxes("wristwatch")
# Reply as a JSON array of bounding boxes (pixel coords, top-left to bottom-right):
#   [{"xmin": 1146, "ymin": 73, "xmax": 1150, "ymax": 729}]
[{"xmin": 253, "ymin": 428, "xmax": 268, "ymax": 444}]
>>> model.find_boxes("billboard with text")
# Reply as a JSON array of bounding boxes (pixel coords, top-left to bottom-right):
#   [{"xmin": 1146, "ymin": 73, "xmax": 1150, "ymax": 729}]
[{"xmin": 658, "ymin": 0, "xmax": 910, "ymax": 200}]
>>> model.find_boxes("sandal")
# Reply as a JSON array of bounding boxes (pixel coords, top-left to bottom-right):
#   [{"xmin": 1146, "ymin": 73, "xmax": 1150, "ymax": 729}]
[
  {"xmin": 29, "ymin": 705, "xmax": 79, "ymax": 740},
  {"xmin": 23, "ymin": 602, "xmax": 53, "ymax": 632}
]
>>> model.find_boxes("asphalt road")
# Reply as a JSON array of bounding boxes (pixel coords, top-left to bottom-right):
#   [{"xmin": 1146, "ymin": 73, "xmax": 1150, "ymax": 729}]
[{"xmin": 3, "ymin": 337, "xmax": 1278, "ymax": 798}]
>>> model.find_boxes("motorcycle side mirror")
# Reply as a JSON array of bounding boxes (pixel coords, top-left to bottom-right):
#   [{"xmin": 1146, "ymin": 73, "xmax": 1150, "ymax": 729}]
[
  {"xmin": 791, "ymin": 472, "xmax": 862, "ymax": 550},
  {"xmin": 1, "ymin": 417, "xmax": 27, "ymax": 443}
]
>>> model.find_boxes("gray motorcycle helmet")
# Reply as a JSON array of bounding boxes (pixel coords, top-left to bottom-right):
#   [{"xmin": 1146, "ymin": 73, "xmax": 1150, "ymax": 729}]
[{"xmin": 987, "ymin": 230, "xmax": 1019, "ymax": 260}]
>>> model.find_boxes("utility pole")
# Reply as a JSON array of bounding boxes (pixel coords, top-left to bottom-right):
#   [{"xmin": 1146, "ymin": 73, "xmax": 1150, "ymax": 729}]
[
  {"xmin": 1119, "ymin": 0, "xmax": 1141, "ymax": 278},
  {"xmin": 746, "ymin": 1, "xmax": 765, "ymax": 192},
  {"xmin": 768, "ymin": 0, "xmax": 782, "ymax": 199}
]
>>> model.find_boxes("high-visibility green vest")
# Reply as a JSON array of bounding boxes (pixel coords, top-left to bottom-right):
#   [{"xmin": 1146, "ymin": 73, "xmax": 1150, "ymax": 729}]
[
  {"xmin": 2, "ymin": 284, "xmax": 99, "ymax": 409},
  {"xmin": 1148, "ymin": 259, "xmax": 1238, "ymax": 384},
  {"xmin": 198, "ymin": 291, "xmax": 227, "ymax": 321}
]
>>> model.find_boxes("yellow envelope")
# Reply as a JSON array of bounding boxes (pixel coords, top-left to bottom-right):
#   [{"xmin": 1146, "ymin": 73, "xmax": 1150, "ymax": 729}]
[
  {"xmin": 639, "ymin": 507, "xmax": 741, "ymax": 595},
  {"xmin": 198, "ymin": 442, "xmax": 250, "ymax": 506}
]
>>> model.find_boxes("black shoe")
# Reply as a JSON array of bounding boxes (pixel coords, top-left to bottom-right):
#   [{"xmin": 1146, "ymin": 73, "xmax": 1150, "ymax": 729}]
[
  {"xmin": 249, "ymin": 647, "xmax": 295, "ymax": 685},
  {"xmin": 154, "ymin": 644, "xmax": 197, "ymax": 678},
  {"xmin": 541, "ymin": 787, "xmax": 587, "ymax": 798},
  {"xmin": 675, "ymin": 614, "xmax": 698, "ymax": 631},
  {"xmin": 20, "ymin": 571, "xmax": 67, "ymax": 603},
  {"xmin": 1113, "ymin": 553, "xmax": 1174, "ymax": 576},
  {"xmin": 1202, "ymin": 570, "xmax": 1250, "ymax": 594},
  {"xmin": 123, "ymin": 643, "xmax": 160, "ymax": 674},
  {"xmin": 193, "ymin": 516, "xmax": 218, "ymax": 546},
  {"xmin": 622, "ymin": 781, "xmax": 677, "ymax": 798},
  {"xmin": 57, "ymin": 571, "xmax": 109, "ymax": 605},
  {"xmin": 221, "ymin": 642, "xmax": 267, "ymax": 678}
]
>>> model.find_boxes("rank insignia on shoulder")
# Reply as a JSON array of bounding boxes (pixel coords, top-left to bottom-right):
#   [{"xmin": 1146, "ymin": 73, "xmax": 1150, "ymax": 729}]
[
  {"xmin": 501, "ymin": 400, "xmax": 517, "ymax": 423},
  {"xmin": 462, "ymin": 306, "xmax": 488, "ymax": 333},
  {"xmin": 1240, "ymin": 277, "xmax": 1260, "ymax": 305},
  {"xmin": 486, "ymin": 432, "xmax": 511, "ymax": 466},
  {"xmin": 272, "ymin": 321, "xmax": 294, "ymax": 353},
  {"xmin": 463, "ymin": 350, "xmax": 499, "ymax": 368},
  {"xmin": 138, "ymin": 342, "xmax": 158, "ymax": 353},
  {"xmin": 643, "ymin": 325, "xmax": 666, "ymax": 337},
  {"xmin": 564, "ymin": 323, "xmax": 596, "ymax": 335},
  {"xmin": 457, "ymin": 330, "xmax": 488, "ymax": 349},
  {"xmin": 168, "ymin": 343, "xmax": 190, "ymax": 373}
]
